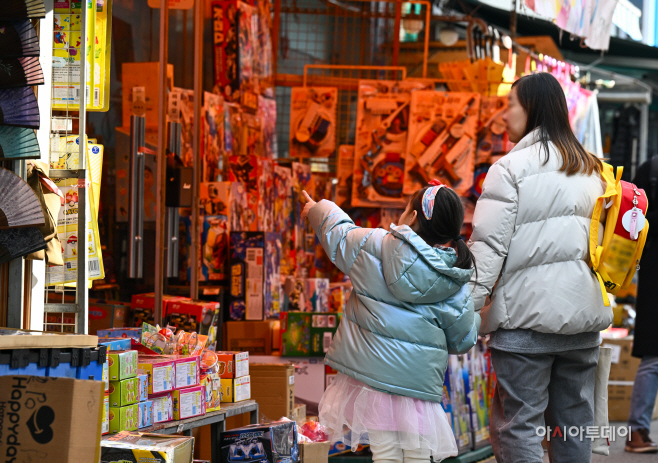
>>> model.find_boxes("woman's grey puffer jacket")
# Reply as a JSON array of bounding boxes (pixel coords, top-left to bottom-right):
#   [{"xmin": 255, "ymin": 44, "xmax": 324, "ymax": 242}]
[{"xmin": 468, "ymin": 129, "xmax": 613, "ymax": 335}]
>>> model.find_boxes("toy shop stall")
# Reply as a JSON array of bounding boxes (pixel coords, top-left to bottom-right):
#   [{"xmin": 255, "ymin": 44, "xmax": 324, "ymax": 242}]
[{"xmin": 0, "ymin": 0, "xmax": 645, "ymax": 462}]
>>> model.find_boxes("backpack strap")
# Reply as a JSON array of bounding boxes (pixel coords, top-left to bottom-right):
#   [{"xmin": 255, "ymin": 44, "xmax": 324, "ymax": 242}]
[{"xmin": 590, "ymin": 162, "xmax": 617, "ymax": 307}]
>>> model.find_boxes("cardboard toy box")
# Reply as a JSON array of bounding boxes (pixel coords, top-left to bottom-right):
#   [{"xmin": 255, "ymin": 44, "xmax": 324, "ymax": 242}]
[
  {"xmin": 103, "ymin": 392, "xmax": 110, "ymax": 435},
  {"xmin": 224, "ymin": 320, "xmax": 276, "ymax": 355},
  {"xmin": 130, "ymin": 293, "xmax": 189, "ymax": 327},
  {"xmin": 138, "ymin": 356, "xmax": 175, "ymax": 394},
  {"xmin": 202, "ymin": 372, "xmax": 223, "ymax": 412},
  {"xmin": 108, "ymin": 350, "xmax": 138, "ymax": 380},
  {"xmin": 138, "ymin": 400, "xmax": 154, "ymax": 428},
  {"xmin": 280, "ymin": 312, "xmax": 340, "ymax": 357},
  {"xmin": 109, "ymin": 377, "xmax": 140, "ymax": 407},
  {"xmin": 173, "ymin": 385, "xmax": 206, "ymax": 420},
  {"xmin": 138, "ymin": 374, "xmax": 149, "ymax": 402},
  {"xmin": 173, "ymin": 355, "xmax": 201, "ymax": 389},
  {"xmin": 282, "ymin": 278, "xmax": 330, "ymax": 313},
  {"xmin": 151, "ymin": 392, "xmax": 174, "ymax": 424},
  {"xmin": 89, "ymin": 300, "xmax": 131, "ymax": 335},
  {"xmin": 217, "ymin": 351, "xmax": 250, "ymax": 379},
  {"xmin": 250, "ymin": 363, "xmax": 295, "ymax": 422},
  {"xmin": 265, "ymin": 232, "xmax": 283, "ymax": 320},
  {"xmin": 98, "ymin": 327, "xmax": 142, "ymax": 340},
  {"xmin": 109, "ymin": 404, "xmax": 139, "ymax": 433},
  {"xmin": 300, "ymin": 442, "xmax": 331, "ymax": 463},
  {"xmin": 228, "ymin": 231, "xmax": 265, "ymax": 321},
  {"xmin": 220, "ymin": 375, "xmax": 251, "ymax": 403},
  {"xmin": 273, "ymin": 165, "xmax": 295, "ymax": 276},
  {"xmin": 165, "ymin": 299, "xmax": 220, "ymax": 334},
  {"xmin": 0, "ymin": 376, "xmax": 105, "ymax": 461},
  {"xmin": 101, "ymin": 431, "xmax": 194, "ymax": 463},
  {"xmin": 100, "ymin": 338, "xmax": 132, "ymax": 351},
  {"xmin": 142, "ymin": 354, "xmax": 201, "ymax": 389},
  {"xmin": 220, "ymin": 421, "xmax": 299, "ymax": 463}
]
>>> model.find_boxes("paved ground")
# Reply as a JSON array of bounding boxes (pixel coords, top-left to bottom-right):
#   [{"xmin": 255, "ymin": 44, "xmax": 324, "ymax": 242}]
[
  {"xmin": 540, "ymin": 420, "xmax": 658, "ymax": 463},
  {"xmin": 480, "ymin": 419, "xmax": 658, "ymax": 462}
]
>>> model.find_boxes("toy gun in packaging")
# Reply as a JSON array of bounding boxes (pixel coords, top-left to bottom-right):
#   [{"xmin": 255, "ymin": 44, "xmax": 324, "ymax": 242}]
[{"xmin": 406, "ymin": 97, "xmax": 477, "ymax": 186}]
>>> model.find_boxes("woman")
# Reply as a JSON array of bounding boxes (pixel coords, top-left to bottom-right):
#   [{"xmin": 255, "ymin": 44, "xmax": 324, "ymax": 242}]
[{"xmin": 469, "ymin": 72, "xmax": 612, "ymax": 463}]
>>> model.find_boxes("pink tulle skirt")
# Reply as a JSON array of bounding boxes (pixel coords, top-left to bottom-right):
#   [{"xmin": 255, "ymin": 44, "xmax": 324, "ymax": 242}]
[{"xmin": 319, "ymin": 373, "xmax": 458, "ymax": 460}]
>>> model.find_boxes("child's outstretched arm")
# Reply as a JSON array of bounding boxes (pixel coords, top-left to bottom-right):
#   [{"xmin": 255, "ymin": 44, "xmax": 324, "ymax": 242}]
[{"xmin": 302, "ymin": 191, "xmax": 376, "ymax": 276}]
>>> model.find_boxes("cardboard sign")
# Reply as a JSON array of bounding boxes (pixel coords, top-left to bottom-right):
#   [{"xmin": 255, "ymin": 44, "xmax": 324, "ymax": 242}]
[
  {"xmin": 147, "ymin": 0, "xmax": 194, "ymax": 9},
  {"xmin": 0, "ymin": 376, "xmax": 104, "ymax": 462}
]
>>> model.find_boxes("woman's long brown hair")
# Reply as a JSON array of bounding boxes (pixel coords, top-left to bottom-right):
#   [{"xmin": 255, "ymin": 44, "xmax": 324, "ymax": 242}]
[{"xmin": 512, "ymin": 73, "xmax": 602, "ymax": 176}]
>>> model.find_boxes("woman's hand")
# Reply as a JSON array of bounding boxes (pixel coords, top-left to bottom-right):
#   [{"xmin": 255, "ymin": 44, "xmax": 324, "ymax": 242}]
[{"xmin": 301, "ymin": 190, "xmax": 317, "ymax": 221}]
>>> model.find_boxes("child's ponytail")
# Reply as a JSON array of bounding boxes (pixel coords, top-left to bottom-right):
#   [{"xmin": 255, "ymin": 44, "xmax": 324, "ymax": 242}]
[
  {"xmin": 453, "ymin": 237, "xmax": 476, "ymax": 272},
  {"xmin": 410, "ymin": 185, "xmax": 476, "ymax": 272}
]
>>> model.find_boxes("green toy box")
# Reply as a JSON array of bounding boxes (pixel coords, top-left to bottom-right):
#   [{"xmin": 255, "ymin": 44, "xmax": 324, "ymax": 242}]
[
  {"xmin": 280, "ymin": 312, "xmax": 341, "ymax": 357},
  {"xmin": 108, "ymin": 350, "xmax": 138, "ymax": 380},
  {"xmin": 109, "ymin": 403, "xmax": 139, "ymax": 433},
  {"xmin": 109, "ymin": 377, "xmax": 140, "ymax": 407}
]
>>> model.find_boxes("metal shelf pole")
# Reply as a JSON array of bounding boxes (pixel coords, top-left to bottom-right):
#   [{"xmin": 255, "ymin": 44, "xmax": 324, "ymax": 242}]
[
  {"xmin": 190, "ymin": 0, "xmax": 204, "ymax": 300},
  {"xmin": 155, "ymin": 0, "xmax": 170, "ymax": 326}
]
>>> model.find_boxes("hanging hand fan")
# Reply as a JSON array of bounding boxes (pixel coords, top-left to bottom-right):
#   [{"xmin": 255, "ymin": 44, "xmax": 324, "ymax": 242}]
[
  {"xmin": 0, "ymin": 21, "xmax": 40, "ymax": 57},
  {"xmin": 0, "ymin": 126, "xmax": 40, "ymax": 160},
  {"xmin": 0, "ymin": 57, "xmax": 44, "ymax": 88},
  {"xmin": 0, "ymin": 87, "xmax": 39, "ymax": 129},
  {"xmin": 0, "ymin": 167, "xmax": 45, "ymax": 230},
  {"xmin": 0, "ymin": 226, "xmax": 46, "ymax": 264},
  {"xmin": 0, "ymin": 1, "xmax": 45, "ymax": 20}
]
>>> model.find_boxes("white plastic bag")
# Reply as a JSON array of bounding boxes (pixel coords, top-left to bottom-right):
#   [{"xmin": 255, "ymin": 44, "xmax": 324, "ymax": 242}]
[{"xmin": 592, "ymin": 346, "xmax": 612, "ymax": 455}]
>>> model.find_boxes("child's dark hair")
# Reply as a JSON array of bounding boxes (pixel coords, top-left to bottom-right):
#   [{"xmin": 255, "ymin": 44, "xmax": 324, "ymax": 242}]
[{"xmin": 410, "ymin": 186, "xmax": 475, "ymax": 271}]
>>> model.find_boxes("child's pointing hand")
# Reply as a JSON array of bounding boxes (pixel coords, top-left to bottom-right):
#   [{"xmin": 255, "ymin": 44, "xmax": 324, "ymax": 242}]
[{"xmin": 301, "ymin": 190, "xmax": 317, "ymax": 221}]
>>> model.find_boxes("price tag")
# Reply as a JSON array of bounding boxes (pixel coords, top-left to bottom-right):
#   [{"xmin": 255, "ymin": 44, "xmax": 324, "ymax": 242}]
[
  {"xmin": 132, "ymin": 87, "xmax": 146, "ymax": 117},
  {"xmin": 168, "ymin": 92, "xmax": 181, "ymax": 123},
  {"xmin": 51, "ymin": 118, "xmax": 73, "ymax": 132},
  {"xmin": 177, "ymin": 424, "xmax": 185, "ymax": 433}
]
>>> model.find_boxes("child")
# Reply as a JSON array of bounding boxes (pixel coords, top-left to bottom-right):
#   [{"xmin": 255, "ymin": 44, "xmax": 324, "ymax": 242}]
[{"xmin": 301, "ymin": 180, "xmax": 480, "ymax": 463}]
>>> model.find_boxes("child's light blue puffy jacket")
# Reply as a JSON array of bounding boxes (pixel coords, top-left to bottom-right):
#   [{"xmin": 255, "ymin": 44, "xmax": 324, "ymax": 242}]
[{"xmin": 308, "ymin": 200, "xmax": 481, "ymax": 403}]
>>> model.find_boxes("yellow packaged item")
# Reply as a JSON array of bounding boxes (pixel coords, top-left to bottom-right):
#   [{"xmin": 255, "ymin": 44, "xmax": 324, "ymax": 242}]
[
  {"xmin": 52, "ymin": 0, "xmax": 96, "ymax": 110},
  {"xmin": 47, "ymin": 137, "xmax": 105, "ymax": 286},
  {"xmin": 91, "ymin": 0, "xmax": 112, "ymax": 111}
]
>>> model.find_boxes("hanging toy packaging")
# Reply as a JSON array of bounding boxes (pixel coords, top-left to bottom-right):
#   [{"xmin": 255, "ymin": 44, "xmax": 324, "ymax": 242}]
[
  {"xmin": 403, "ymin": 91, "xmax": 480, "ymax": 197},
  {"xmin": 351, "ymin": 80, "xmax": 430, "ymax": 207},
  {"xmin": 289, "ymin": 87, "xmax": 338, "ymax": 158}
]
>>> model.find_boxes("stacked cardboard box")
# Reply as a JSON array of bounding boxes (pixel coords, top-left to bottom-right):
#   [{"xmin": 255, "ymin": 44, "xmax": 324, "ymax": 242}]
[
  {"xmin": 224, "ymin": 320, "xmax": 278, "ymax": 355},
  {"xmin": 218, "ymin": 351, "xmax": 251, "ymax": 403},
  {"xmin": 100, "ymin": 338, "xmax": 132, "ymax": 435},
  {"xmin": 108, "ymin": 350, "xmax": 139, "ymax": 433},
  {"xmin": 137, "ymin": 373, "xmax": 153, "ymax": 428},
  {"xmin": 138, "ymin": 356, "xmax": 175, "ymax": 425},
  {"xmin": 250, "ymin": 363, "xmax": 296, "ymax": 421}
]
